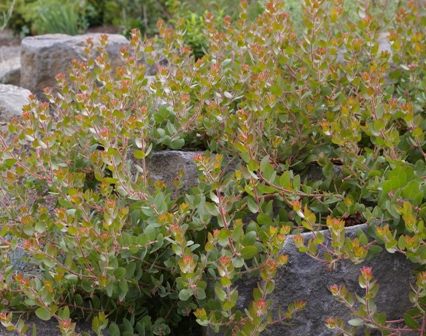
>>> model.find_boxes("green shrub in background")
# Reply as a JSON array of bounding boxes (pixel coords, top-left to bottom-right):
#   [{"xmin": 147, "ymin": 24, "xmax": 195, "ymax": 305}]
[
  {"xmin": 7, "ymin": 0, "xmax": 99, "ymax": 37},
  {"xmin": 3, "ymin": 0, "xmax": 33, "ymax": 38},
  {"xmin": 101, "ymin": 0, "xmax": 170, "ymax": 37},
  {"xmin": 284, "ymin": 0, "xmax": 399, "ymax": 34},
  {"xmin": 0, "ymin": 0, "xmax": 426, "ymax": 335},
  {"xmin": 22, "ymin": 0, "xmax": 94, "ymax": 35},
  {"xmin": 167, "ymin": 0, "xmax": 266, "ymax": 59},
  {"xmin": 4, "ymin": 0, "xmax": 264, "ymax": 44},
  {"xmin": 0, "ymin": 0, "xmax": 15, "ymax": 31},
  {"xmin": 5, "ymin": 0, "xmax": 94, "ymax": 36}
]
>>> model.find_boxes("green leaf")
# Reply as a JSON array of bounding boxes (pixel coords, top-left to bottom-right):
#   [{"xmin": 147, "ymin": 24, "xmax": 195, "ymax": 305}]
[
  {"xmin": 374, "ymin": 311, "xmax": 386, "ymax": 325},
  {"xmin": 125, "ymin": 263, "xmax": 136, "ymax": 279},
  {"xmin": 240, "ymin": 246, "xmax": 258, "ymax": 259},
  {"xmin": 277, "ymin": 54, "xmax": 287, "ymax": 65},
  {"xmin": 4, "ymin": 158, "xmax": 17, "ymax": 168},
  {"xmin": 403, "ymin": 180, "xmax": 420, "ymax": 202},
  {"xmin": 271, "ymin": 84, "xmax": 282, "ymax": 96},
  {"xmin": 242, "ymin": 231, "xmax": 257, "ymax": 246},
  {"xmin": 109, "ymin": 322, "xmax": 120, "ymax": 336},
  {"xmin": 358, "ymin": 231, "xmax": 368, "ymax": 245},
  {"xmin": 348, "ymin": 318, "xmax": 363, "ymax": 326},
  {"xmin": 257, "ymin": 185, "xmax": 278, "ymax": 194},
  {"xmin": 214, "ymin": 286, "xmax": 226, "ymax": 301},
  {"xmin": 0, "ymin": 225, "xmax": 8, "ymax": 237},
  {"xmin": 259, "ymin": 156, "xmax": 270, "ymax": 172},
  {"xmin": 320, "ymin": 87, "xmax": 332, "ymax": 96},
  {"xmin": 404, "ymin": 312, "xmax": 419, "ymax": 329},
  {"xmin": 169, "ymin": 138, "xmax": 185, "ymax": 149},
  {"xmin": 232, "ymin": 257, "xmax": 244, "ymax": 268},
  {"xmin": 74, "ymin": 294, "xmax": 83, "ymax": 305},
  {"xmin": 179, "ymin": 289, "xmax": 194, "ymax": 301},
  {"xmin": 58, "ymin": 306, "xmax": 70, "ymax": 320},
  {"xmin": 257, "ymin": 213, "xmax": 272, "ymax": 225},
  {"xmin": 114, "ymin": 267, "xmax": 126, "ymax": 280},
  {"xmin": 285, "ymin": 45, "xmax": 295, "ymax": 55},
  {"xmin": 247, "ymin": 197, "xmax": 259, "ymax": 213},
  {"xmin": 205, "ymin": 202, "xmax": 219, "ymax": 216},
  {"xmin": 133, "ymin": 150, "xmax": 146, "ymax": 159},
  {"xmin": 374, "ymin": 118, "xmax": 385, "ymax": 131},
  {"xmin": 235, "ymin": 142, "xmax": 247, "ymax": 153},
  {"xmin": 261, "ymin": 162, "xmax": 275, "ymax": 181},
  {"xmin": 313, "ymin": 232, "xmax": 324, "ymax": 244},
  {"xmin": 196, "ymin": 287, "xmax": 206, "ymax": 300},
  {"xmin": 35, "ymin": 307, "xmax": 51, "ymax": 321},
  {"xmin": 248, "ymin": 159, "xmax": 259, "ymax": 171},
  {"xmin": 219, "ymin": 229, "xmax": 232, "ymax": 241},
  {"xmin": 279, "ymin": 171, "xmax": 292, "ymax": 188},
  {"xmin": 367, "ymin": 245, "xmax": 383, "ymax": 260},
  {"xmin": 293, "ymin": 175, "xmax": 300, "ymax": 190},
  {"xmin": 387, "ymin": 167, "xmax": 408, "ymax": 190},
  {"xmin": 35, "ymin": 221, "xmax": 46, "ymax": 233},
  {"xmin": 58, "ymin": 199, "xmax": 73, "ymax": 208},
  {"xmin": 265, "ymin": 280, "xmax": 275, "ymax": 294}
]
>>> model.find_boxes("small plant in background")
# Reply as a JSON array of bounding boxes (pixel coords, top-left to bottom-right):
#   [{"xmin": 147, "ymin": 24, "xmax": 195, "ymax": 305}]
[{"xmin": 0, "ymin": 0, "xmax": 426, "ymax": 335}]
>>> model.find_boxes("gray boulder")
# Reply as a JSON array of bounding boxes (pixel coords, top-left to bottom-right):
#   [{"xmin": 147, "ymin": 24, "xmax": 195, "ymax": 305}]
[
  {"xmin": 207, "ymin": 224, "xmax": 417, "ymax": 336},
  {"xmin": 146, "ymin": 150, "xmax": 203, "ymax": 191},
  {"xmin": 0, "ymin": 55, "xmax": 20, "ymax": 86},
  {"xmin": 0, "ymin": 84, "xmax": 30, "ymax": 123},
  {"xmin": 0, "ymin": 315, "xmax": 108, "ymax": 336},
  {"xmin": 20, "ymin": 33, "xmax": 130, "ymax": 100},
  {"xmin": 127, "ymin": 150, "xmax": 204, "ymax": 194}
]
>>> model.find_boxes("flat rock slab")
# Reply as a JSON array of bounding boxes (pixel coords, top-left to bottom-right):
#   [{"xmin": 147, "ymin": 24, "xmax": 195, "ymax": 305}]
[
  {"xmin": 208, "ymin": 224, "xmax": 417, "ymax": 336},
  {"xmin": 20, "ymin": 33, "xmax": 130, "ymax": 100}
]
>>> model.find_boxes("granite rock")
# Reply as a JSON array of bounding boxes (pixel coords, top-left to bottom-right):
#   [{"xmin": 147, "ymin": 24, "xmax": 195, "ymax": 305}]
[
  {"xmin": 0, "ymin": 84, "xmax": 30, "ymax": 122},
  {"xmin": 127, "ymin": 150, "xmax": 204, "ymax": 194},
  {"xmin": 207, "ymin": 224, "xmax": 417, "ymax": 336},
  {"xmin": 0, "ymin": 55, "xmax": 20, "ymax": 86},
  {"xmin": 0, "ymin": 315, "xmax": 109, "ymax": 336},
  {"xmin": 20, "ymin": 33, "xmax": 129, "ymax": 100}
]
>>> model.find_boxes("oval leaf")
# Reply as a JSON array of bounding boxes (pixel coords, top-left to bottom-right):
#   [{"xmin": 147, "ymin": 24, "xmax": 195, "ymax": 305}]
[
  {"xmin": 35, "ymin": 307, "xmax": 51, "ymax": 321},
  {"xmin": 241, "ymin": 246, "xmax": 258, "ymax": 260},
  {"xmin": 179, "ymin": 289, "xmax": 194, "ymax": 301},
  {"xmin": 114, "ymin": 267, "xmax": 126, "ymax": 280}
]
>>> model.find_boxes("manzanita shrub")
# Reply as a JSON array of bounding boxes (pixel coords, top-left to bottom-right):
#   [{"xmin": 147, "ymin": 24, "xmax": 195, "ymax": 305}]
[{"xmin": 0, "ymin": 0, "xmax": 425, "ymax": 335}]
